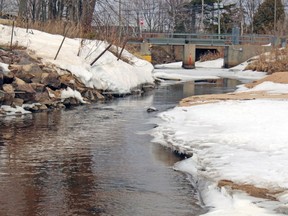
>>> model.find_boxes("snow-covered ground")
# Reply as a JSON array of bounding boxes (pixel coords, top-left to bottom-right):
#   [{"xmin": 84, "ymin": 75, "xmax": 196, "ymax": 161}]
[
  {"xmin": 0, "ymin": 24, "xmax": 154, "ymax": 94},
  {"xmin": 152, "ymin": 60, "xmax": 288, "ymax": 215},
  {"xmin": 154, "ymin": 59, "xmax": 266, "ymax": 84}
]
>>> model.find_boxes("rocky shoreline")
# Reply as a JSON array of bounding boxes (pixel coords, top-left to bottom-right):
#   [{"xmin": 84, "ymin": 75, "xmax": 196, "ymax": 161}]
[{"xmin": 0, "ymin": 47, "xmax": 154, "ymax": 116}]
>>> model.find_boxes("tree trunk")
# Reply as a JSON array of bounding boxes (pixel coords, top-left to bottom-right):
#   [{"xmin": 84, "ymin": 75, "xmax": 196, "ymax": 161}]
[{"xmin": 81, "ymin": 0, "xmax": 96, "ymax": 33}]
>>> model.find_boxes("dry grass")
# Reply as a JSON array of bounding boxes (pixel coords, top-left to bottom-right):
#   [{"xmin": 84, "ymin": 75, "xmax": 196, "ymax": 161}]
[
  {"xmin": 199, "ymin": 50, "xmax": 224, "ymax": 62},
  {"xmin": 218, "ymin": 180, "xmax": 282, "ymax": 201},
  {"xmin": 15, "ymin": 20, "xmax": 82, "ymax": 38},
  {"xmin": 15, "ymin": 19, "xmax": 122, "ymax": 45},
  {"xmin": 245, "ymin": 47, "xmax": 288, "ymax": 74}
]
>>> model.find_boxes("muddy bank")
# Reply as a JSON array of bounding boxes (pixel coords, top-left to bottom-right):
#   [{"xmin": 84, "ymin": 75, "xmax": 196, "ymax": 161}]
[{"xmin": 180, "ymin": 72, "xmax": 288, "ymax": 107}]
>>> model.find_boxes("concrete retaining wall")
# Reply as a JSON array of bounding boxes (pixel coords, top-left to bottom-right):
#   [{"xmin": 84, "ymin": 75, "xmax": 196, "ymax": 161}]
[{"xmin": 224, "ymin": 45, "xmax": 272, "ymax": 68}]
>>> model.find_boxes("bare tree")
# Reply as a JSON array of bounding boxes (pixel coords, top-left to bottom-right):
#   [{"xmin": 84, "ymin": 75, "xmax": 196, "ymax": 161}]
[{"xmin": 82, "ymin": 0, "xmax": 96, "ymax": 32}]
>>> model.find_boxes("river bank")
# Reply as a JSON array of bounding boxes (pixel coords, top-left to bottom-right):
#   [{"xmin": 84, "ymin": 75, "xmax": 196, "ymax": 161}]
[
  {"xmin": 0, "ymin": 24, "xmax": 155, "ymax": 116},
  {"xmin": 180, "ymin": 72, "xmax": 288, "ymax": 106},
  {"xmin": 152, "ymin": 65, "xmax": 288, "ymax": 215}
]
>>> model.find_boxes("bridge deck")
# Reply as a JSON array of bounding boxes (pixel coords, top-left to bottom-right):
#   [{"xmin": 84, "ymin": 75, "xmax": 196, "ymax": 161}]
[{"xmin": 128, "ymin": 33, "xmax": 274, "ymax": 46}]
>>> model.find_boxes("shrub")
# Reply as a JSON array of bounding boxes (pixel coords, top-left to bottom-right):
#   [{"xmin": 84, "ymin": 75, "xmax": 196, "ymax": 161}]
[
  {"xmin": 199, "ymin": 50, "xmax": 224, "ymax": 62},
  {"xmin": 245, "ymin": 47, "xmax": 288, "ymax": 74}
]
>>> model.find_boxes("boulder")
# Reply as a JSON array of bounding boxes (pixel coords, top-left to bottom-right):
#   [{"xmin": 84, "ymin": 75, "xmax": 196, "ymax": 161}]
[
  {"xmin": 83, "ymin": 89, "xmax": 105, "ymax": 101},
  {"xmin": 62, "ymin": 97, "xmax": 81, "ymax": 107},
  {"xmin": 3, "ymin": 84, "xmax": 15, "ymax": 94},
  {"xmin": 38, "ymin": 104, "xmax": 48, "ymax": 111},
  {"xmin": 35, "ymin": 91, "xmax": 54, "ymax": 104},
  {"xmin": 12, "ymin": 98, "xmax": 24, "ymax": 107},
  {"xmin": 59, "ymin": 74, "xmax": 76, "ymax": 89},
  {"xmin": 0, "ymin": 90, "xmax": 5, "ymax": 104},
  {"xmin": 13, "ymin": 50, "xmax": 39, "ymax": 65},
  {"xmin": 2, "ymin": 84, "xmax": 15, "ymax": 105},
  {"xmin": 24, "ymin": 103, "xmax": 48, "ymax": 112},
  {"xmin": 31, "ymin": 83, "xmax": 46, "ymax": 92},
  {"xmin": 0, "ymin": 73, "xmax": 3, "ymax": 86},
  {"xmin": 13, "ymin": 82, "xmax": 36, "ymax": 103},
  {"xmin": 46, "ymin": 87, "xmax": 62, "ymax": 100},
  {"xmin": 10, "ymin": 64, "xmax": 43, "ymax": 83},
  {"xmin": 3, "ymin": 72, "xmax": 14, "ymax": 84},
  {"xmin": 0, "ymin": 49, "xmax": 14, "ymax": 64},
  {"xmin": 14, "ymin": 83, "xmax": 36, "ymax": 94},
  {"xmin": 14, "ymin": 69, "xmax": 35, "ymax": 83},
  {"xmin": 41, "ymin": 71, "xmax": 61, "ymax": 89},
  {"xmin": 14, "ymin": 77, "xmax": 26, "ymax": 85}
]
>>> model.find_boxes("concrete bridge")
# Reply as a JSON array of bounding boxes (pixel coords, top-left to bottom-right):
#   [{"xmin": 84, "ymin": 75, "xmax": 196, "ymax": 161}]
[{"xmin": 132, "ymin": 32, "xmax": 279, "ymax": 68}]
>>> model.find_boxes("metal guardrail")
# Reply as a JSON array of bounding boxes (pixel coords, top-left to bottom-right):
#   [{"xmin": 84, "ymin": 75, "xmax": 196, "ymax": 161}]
[{"xmin": 138, "ymin": 32, "xmax": 274, "ymax": 46}]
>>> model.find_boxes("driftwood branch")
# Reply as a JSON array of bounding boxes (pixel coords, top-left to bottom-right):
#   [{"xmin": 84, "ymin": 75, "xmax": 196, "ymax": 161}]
[{"xmin": 10, "ymin": 21, "xmax": 15, "ymax": 50}]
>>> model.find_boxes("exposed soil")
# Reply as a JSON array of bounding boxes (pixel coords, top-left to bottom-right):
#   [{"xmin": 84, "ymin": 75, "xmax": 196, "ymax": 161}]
[
  {"xmin": 245, "ymin": 72, "xmax": 288, "ymax": 88},
  {"xmin": 180, "ymin": 72, "xmax": 288, "ymax": 107},
  {"xmin": 218, "ymin": 180, "xmax": 282, "ymax": 201}
]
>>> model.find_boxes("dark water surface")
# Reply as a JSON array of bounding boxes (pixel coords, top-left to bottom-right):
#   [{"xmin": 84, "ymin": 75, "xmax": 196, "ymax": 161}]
[{"xmin": 0, "ymin": 79, "xmax": 239, "ymax": 216}]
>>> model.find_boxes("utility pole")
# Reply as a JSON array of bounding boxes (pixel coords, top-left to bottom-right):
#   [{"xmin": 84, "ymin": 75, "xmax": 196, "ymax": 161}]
[
  {"xmin": 213, "ymin": 0, "xmax": 223, "ymax": 37},
  {"xmin": 217, "ymin": 0, "xmax": 220, "ymax": 36},
  {"xmin": 251, "ymin": 0, "xmax": 255, "ymax": 33},
  {"xmin": 239, "ymin": 0, "xmax": 242, "ymax": 35},
  {"xmin": 200, "ymin": 0, "xmax": 204, "ymax": 32}
]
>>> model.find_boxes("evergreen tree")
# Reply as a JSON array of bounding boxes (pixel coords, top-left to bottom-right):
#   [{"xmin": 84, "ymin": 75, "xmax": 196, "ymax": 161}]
[
  {"xmin": 253, "ymin": 0, "xmax": 285, "ymax": 34},
  {"xmin": 173, "ymin": 0, "xmax": 221, "ymax": 33}
]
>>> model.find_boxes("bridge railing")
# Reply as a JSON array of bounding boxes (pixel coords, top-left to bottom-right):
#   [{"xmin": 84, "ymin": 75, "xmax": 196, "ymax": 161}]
[{"xmin": 140, "ymin": 32, "xmax": 274, "ymax": 46}]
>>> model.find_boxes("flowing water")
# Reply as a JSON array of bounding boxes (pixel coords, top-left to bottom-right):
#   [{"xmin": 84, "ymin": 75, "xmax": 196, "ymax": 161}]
[{"xmin": 0, "ymin": 79, "xmax": 239, "ymax": 216}]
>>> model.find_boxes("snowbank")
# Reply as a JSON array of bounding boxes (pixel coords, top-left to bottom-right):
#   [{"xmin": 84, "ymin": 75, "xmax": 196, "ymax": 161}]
[
  {"xmin": 152, "ymin": 80, "xmax": 288, "ymax": 215},
  {"xmin": 0, "ymin": 24, "xmax": 154, "ymax": 94},
  {"xmin": 153, "ymin": 59, "xmax": 266, "ymax": 84}
]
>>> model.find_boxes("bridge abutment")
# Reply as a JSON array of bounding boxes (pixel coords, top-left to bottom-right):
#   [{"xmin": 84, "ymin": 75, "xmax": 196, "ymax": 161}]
[
  {"xmin": 182, "ymin": 44, "xmax": 196, "ymax": 69},
  {"xmin": 224, "ymin": 45, "xmax": 272, "ymax": 68}
]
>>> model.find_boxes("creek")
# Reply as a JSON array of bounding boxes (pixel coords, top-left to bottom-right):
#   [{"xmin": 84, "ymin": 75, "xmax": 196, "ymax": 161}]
[{"xmin": 0, "ymin": 79, "xmax": 239, "ymax": 216}]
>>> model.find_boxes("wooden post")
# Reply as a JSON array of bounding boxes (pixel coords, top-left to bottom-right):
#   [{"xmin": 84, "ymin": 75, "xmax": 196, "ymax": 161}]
[
  {"xmin": 90, "ymin": 43, "xmax": 113, "ymax": 66},
  {"xmin": 26, "ymin": 18, "xmax": 29, "ymax": 33},
  {"xmin": 10, "ymin": 21, "xmax": 15, "ymax": 50},
  {"xmin": 54, "ymin": 28, "xmax": 69, "ymax": 60}
]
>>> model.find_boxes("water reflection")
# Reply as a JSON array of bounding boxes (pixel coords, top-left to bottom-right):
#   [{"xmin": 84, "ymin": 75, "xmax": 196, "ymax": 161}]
[
  {"xmin": 0, "ymin": 107, "xmax": 202, "ymax": 215},
  {"xmin": 0, "ymin": 79, "xmax": 239, "ymax": 216}
]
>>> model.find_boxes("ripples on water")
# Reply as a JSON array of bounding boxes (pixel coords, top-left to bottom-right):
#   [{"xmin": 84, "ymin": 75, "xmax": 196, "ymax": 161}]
[{"xmin": 0, "ymin": 79, "xmax": 239, "ymax": 216}]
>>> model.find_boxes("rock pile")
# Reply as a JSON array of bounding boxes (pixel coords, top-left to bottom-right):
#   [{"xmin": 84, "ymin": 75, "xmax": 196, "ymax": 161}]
[{"xmin": 0, "ymin": 47, "xmax": 105, "ymax": 116}]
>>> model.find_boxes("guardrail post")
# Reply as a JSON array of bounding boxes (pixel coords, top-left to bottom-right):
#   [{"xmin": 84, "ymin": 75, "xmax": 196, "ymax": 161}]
[{"xmin": 182, "ymin": 44, "xmax": 195, "ymax": 69}]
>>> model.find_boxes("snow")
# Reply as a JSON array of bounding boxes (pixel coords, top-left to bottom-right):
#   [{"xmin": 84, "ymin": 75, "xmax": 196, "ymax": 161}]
[
  {"xmin": 153, "ymin": 59, "xmax": 266, "ymax": 84},
  {"xmin": 151, "ymin": 61, "xmax": 288, "ymax": 215},
  {"xmin": 1, "ymin": 105, "xmax": 31, "ymax": 115},
  {"xmin": 236, "ymin": 81, "xmax": 288, "ymax": 94},
  {"xmin": 0, "ymin": 62, "xmax": 9, "ymax": 74},
  {"xmin": 0, "ymin": 24, "xmax": 154, "ymax": 94},
  {"xmin": 61, "ymin": 87, "xmax": 86, "ymax": 104}
]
